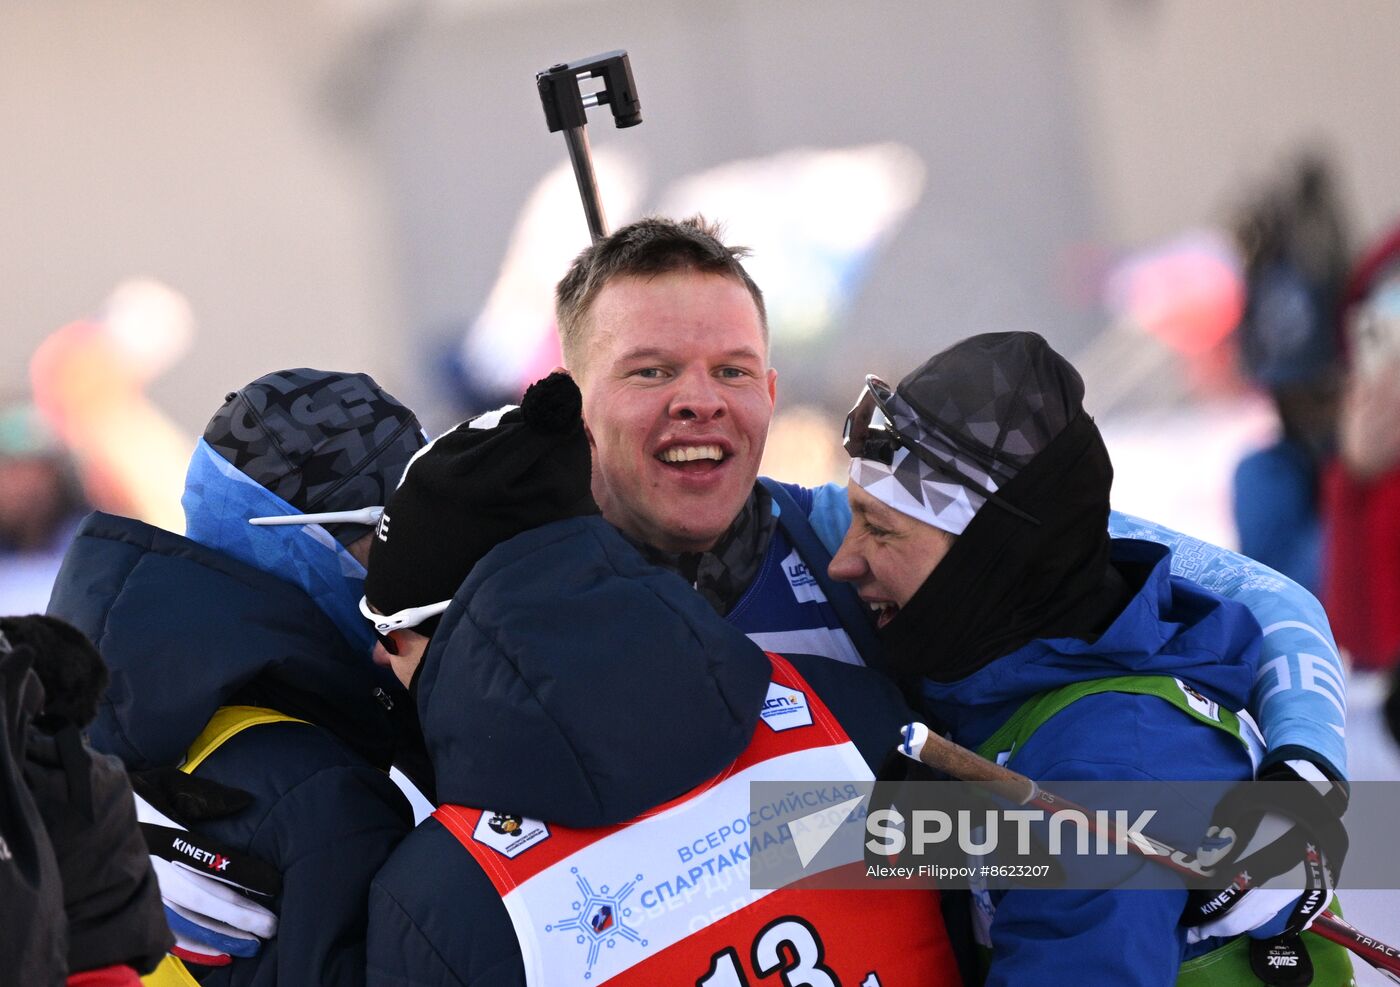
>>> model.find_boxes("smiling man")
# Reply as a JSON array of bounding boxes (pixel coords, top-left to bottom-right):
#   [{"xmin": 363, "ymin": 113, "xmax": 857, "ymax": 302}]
[
  {"xmin": 834, "ymin": 484, "xmax": 956, "ymax": 630},
  {"xmin": 564, "ymin": 264, "xmax": 774, "ymax": 553},
  {"xmin": 827, "ymin": 333, "xmax": 1353, "ymax": 985},
  {"xmin": 555, "ymin": 217, "xmax": 867, "ymax": 663}
]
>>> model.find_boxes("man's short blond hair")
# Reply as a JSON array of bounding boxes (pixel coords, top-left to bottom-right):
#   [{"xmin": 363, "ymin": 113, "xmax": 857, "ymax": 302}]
[{"xmin": 554, "ymin": 215, "xmax": 768, "ymax": 374}]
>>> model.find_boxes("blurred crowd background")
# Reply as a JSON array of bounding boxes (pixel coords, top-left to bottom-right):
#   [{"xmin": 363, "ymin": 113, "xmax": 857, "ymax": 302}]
[{"xmin": 3, "ymin": 1, "xmax": 1400, "ymax": 971}]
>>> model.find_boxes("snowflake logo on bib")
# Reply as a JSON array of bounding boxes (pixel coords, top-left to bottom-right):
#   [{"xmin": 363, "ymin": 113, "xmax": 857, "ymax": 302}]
[{"xmin": 546, "ymin": 867, "xmax": 648, "ymax": 979}]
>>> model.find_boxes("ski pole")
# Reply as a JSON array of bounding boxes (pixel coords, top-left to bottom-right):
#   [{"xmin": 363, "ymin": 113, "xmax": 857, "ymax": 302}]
[
  {"xmin": 535, "ymin": 50, "xmax": 642, "ymax": 242},
  {"xmin": 898, "ymin": 722, "xmax": 1400, "ymax": 982}
]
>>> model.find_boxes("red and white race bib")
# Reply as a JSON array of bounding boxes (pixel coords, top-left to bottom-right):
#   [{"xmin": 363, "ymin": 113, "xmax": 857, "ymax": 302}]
[{"xmin": 435, "ymin": 655, "xmax": 960, "ymax": 986}]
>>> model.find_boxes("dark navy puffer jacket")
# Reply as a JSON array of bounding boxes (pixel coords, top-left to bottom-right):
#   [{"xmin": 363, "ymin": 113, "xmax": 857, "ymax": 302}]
[
  {"xmin": 366, "ymin": 515, "xmax": 919, "ymax": 987},
  {"xmin": 48, "ymin": 512, "xmax": 413, "ymax": 986}
]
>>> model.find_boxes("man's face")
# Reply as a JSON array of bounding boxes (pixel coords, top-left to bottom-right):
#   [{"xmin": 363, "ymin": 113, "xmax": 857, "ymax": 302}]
[
  {"xmin": 371, "ymin": 628, "xmax": 429, "ymax": 689},
  {"xmin": 574, "ymin": 270, "xmax": 777, "ymax": 554},
  {"xmin": 365, "ymin": 600, "xmax": 431, "ymax": 688},
  {"xmin": 828, "ymin": 483, "xmax": 955, "ymax": 628}
]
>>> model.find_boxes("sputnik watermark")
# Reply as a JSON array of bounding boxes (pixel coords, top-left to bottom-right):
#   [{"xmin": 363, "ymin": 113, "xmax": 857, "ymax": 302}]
[
  {"xmin": 864, "ymin": 807, "xmax": 1159, "ymax": 858},
  {"xmin": 747, "ymin": 779, "xmax": 1400, "ymax": 892}
]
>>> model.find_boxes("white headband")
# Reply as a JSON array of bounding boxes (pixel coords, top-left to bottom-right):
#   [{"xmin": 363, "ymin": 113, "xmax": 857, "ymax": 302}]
[{"xmin": 849, "ymin": 446, "xmax": 991, "ymax": 536}]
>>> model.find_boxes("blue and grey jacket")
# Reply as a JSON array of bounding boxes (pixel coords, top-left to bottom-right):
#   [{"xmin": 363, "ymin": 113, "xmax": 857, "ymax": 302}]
[
  {"xmin": 919, "ymin": 538, "xmax": 1260, "ymax": 986},
  {"xmin": 768, "ymin": 481, "xmax": 1347, "ymax": 781},
  {"xmin": 727, "ymin": 480, "xmax": 869, "ymax": 665}
]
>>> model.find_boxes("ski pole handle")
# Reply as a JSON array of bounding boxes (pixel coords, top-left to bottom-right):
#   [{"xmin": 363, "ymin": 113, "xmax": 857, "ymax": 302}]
[{"xmin": 900, "ymin": 722, "xmax": 1037, "ymax": 802}]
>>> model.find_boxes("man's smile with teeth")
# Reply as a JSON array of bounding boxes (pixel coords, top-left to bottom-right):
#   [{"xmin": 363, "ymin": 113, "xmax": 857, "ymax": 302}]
[
  {"xmin": 658, "ymin": 444, "xmax": 725, "ymax": 463},
  {"xmin": 869, "ymin": 600, "xmax": 899, "ymax": 627}
]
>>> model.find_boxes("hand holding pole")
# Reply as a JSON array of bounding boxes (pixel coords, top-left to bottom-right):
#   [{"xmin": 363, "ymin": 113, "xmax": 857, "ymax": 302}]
[{"xmin": 898, "ymin": 722, "xmax": 1400, "ymax": 982}]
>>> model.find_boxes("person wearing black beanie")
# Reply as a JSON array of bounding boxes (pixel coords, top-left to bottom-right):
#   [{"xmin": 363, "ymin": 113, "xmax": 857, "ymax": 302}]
[
  {"xmin": 361, "ymin": 371, "xmax": 599, "ymax": 687},
  {"xmin": 830, "ymin": 332, "xmax": 1351, "ymax": 985}
]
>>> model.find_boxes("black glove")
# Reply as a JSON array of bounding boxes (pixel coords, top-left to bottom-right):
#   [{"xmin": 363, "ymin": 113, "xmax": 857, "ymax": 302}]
[
  {"xmin": 3, "ymin": 614, "xmax": 278, "ymax": 970},
  {"xmin": 3, "ymin": 614, "xmax": 173, "ymax": 976},
  {"xmin": 25, "ymin": 723, "xmax": 172, "ymax": 976},
  {"xmin": 129, "ymin": 765, "xmax": 284, "ymax": 964},
  {"xmin": 1, "ymin": 628, "xmax": 66, "ymax": 986},
  {"xmin": 131, "ymin": 766, "xmax": 281, "ymax": 897},
  {"xmin": 1182, "ymin": 757, "xmax": 1347, "ymax": 947}
]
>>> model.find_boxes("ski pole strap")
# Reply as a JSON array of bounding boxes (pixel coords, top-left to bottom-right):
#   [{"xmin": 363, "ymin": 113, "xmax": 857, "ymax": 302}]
[
  {"xmin": 966, "ymin": 679, "xmax": 1354, "ymax": 987},
  {"xmin": 758, "ymin": 478, "xmax": 885, "ymax": 668},
  {"xmin": 974, "ymin": 674, "xmax": 1248, "ymax": 764},
  {"xmin": 1175, "ymin": 919, "xmax": 1355, "ymax": 987}
]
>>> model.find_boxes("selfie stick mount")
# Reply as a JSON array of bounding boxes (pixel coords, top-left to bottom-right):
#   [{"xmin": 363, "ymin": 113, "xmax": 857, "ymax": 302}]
[{"xmin": 536, "ymin": 50, "xmax": 642, "ymax": 242}]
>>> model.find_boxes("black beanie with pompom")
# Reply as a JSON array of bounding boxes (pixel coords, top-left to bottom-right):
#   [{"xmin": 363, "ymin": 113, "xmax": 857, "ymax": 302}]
[{"xmin": 363, "ymin": 373, "xmax": 598, "ymax": 624}]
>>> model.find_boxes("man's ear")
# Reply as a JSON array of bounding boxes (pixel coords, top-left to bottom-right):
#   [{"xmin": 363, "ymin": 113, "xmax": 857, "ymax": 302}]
[{"xmin": 766, "ymin": 367, "xmax": 778, "ymax": 405}]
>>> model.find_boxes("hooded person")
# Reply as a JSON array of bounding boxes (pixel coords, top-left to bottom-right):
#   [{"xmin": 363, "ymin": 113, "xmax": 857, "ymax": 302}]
[
  {"xmin": 363, "ymin": 372, "xmax": 964, "ymax": 987},
  {"xmin": 829, "ymin": 332, "xmax": 1352, "ymax": 986},
  {"xmin": 46, "ymin": 368, "xmax": 427, "ymax": 985}
]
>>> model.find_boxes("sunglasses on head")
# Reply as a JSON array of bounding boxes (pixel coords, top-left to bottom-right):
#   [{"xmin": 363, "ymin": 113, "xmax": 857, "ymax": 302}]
[
  {"xmin": 842, "ymin": 375, "xmax": 903, "ymax": 465},
  {"xmin": 843, "ymin": 374, "xmax": 1040, "ymax": 526}
]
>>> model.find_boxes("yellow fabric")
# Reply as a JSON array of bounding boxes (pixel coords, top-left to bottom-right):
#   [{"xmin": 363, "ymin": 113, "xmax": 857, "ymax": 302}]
[
  {"xmin": 180, "ymin": 705, "xmax": 305, "ymax": 774},
  {"xmin": 140, "ymin": 705, "xmax": 305, "ymax": 985},
  {"xmin": 141, "ymin": 953, "xmax": 202, "ymax": 987}
]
